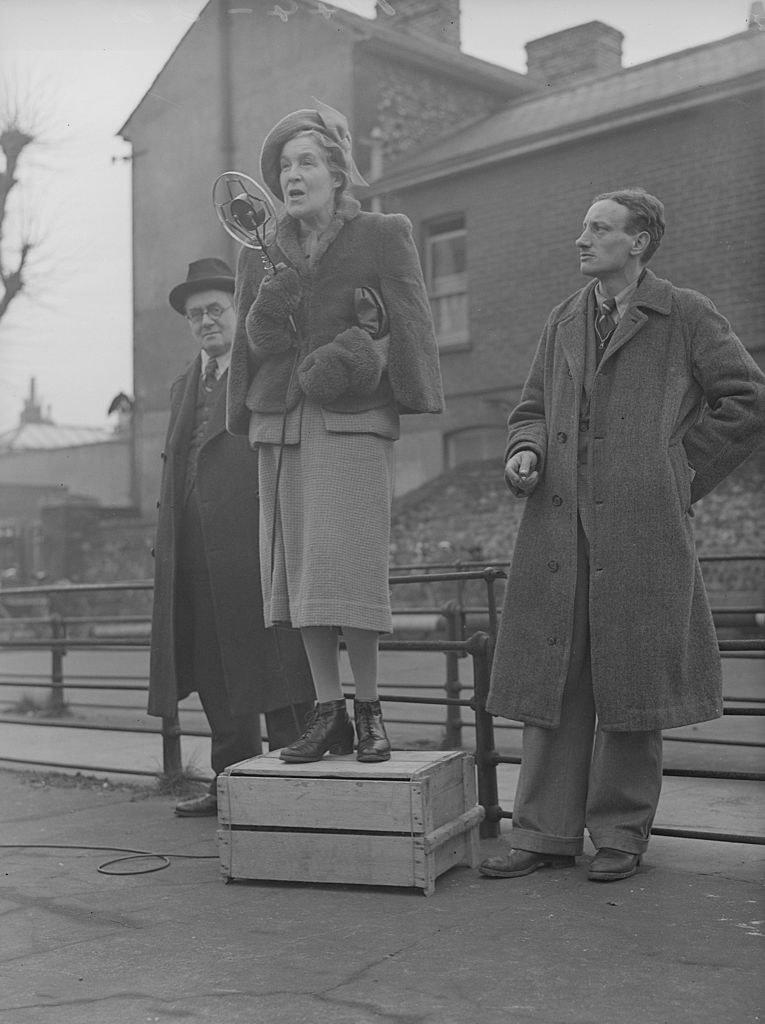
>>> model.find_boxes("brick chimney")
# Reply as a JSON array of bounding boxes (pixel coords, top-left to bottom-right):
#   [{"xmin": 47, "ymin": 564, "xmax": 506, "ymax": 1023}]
[
  {"xmin": 525, "ymin": 21, "xmax": 624, "ymax": 87},
  {"xmin": 379, "ymin": 0, "xmax": 461, "ymax": 49}
]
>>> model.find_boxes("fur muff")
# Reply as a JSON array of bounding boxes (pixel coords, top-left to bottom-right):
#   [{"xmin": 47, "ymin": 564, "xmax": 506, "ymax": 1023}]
[{"xmin": 298, "ymin": 327, "xmax": 388, "ymax": 405}]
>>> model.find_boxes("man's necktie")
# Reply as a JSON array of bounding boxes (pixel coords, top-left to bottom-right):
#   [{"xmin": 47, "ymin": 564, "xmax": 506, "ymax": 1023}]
[
  {"xmin": 202, "ymin": 356, "xmax": 219, "ymax": 391},
  {"xmin": 595, "ymin": 297, "xmax": 617, "ymax": 352}
]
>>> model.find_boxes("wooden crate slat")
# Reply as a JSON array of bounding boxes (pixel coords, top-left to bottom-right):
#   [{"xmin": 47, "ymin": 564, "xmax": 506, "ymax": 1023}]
[
  {"xmin": 224, "ymin": 750, "xmax": 462, "ymax": 779},
  {"xmin": 218, "ymin": 829, "xmax": 419, "ymax": 888},
  {"xmin": 219, "ymin": 776, "xmax": 419, "ymax": 832}
]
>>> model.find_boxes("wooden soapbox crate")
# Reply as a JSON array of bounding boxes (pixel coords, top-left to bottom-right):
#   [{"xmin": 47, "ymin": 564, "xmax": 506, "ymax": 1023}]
[{"xmin": 217, "ymin": 750, "xmax": 484, "ymax": 895}]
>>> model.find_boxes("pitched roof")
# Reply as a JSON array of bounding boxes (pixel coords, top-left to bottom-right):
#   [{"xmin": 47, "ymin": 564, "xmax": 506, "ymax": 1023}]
[
  {"xmin": 0, "ymin": 423, "xmax": 117, "ymax": 453},
  {"xmin": 369, "ymin": 30, "xmax": 765, "ymax": 194},
  {"xmin": 119, "ymin": 0, "xmax": 530, "ymax": 138}
]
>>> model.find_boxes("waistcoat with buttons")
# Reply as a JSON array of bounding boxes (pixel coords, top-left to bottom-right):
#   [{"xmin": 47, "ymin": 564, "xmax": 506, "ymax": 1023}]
[{"xmin": 183, "ymin": 370, "xmax": 224, "ymax": 504}]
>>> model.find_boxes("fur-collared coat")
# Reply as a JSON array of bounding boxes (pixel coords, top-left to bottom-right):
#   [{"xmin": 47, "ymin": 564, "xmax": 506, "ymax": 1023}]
[
  {"xmin": 227, "ymin": 196, "xmax": 443, "ymax": 441},
  {"xmin": 148, "ymin": 357, "xmax": 314, "ymax": 719},
  {"xmin": 487, "ymin": 270, "xmax": 765, "ymax": 732}
]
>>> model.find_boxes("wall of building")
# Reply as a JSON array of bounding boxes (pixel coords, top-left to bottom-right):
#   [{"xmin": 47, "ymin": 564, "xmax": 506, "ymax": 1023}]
[
  {"xmin": 390, "ymin": 88, "xmax": 765, "ymax": 463},
  {"xmin": 353, "ymin": 52, "xmax": 505, "ymax": 169},
  {"xmin": 0, "ymin": 440, "xmax": 132, "ymax": 508}
]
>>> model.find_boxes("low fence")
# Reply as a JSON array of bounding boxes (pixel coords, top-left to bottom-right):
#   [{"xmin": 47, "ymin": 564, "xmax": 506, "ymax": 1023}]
[{"xmin": 0, "ymin": 559, "xmax": 763, "ymax": 843}]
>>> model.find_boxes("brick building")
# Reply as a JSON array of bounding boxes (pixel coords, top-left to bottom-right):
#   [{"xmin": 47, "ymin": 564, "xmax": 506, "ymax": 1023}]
[
  {"xmin": 374, "ymin": 22, "xmax": 765, "ymax": 468},
  {"xmin": 120, "ymin": 0, "xmax": 765, "ymax": 515}
]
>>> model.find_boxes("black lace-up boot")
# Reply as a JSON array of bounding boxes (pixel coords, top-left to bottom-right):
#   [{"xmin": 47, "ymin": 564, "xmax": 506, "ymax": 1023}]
[
  {"xmin": 354, "ymin": 699, "xmax": 392, "ymax": 762},
  {"xmin": 278, "ymin": 700, "xmax": 354, "ymax": 763}
]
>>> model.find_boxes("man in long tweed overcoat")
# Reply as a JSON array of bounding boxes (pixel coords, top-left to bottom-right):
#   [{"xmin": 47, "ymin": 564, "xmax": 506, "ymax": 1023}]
[
  {"xmin": 481, "ymin": 188, "xmax": 765, "ymax": 882},
  {"xmin": 149, "ymin": 258, "xmax": 313, "ymax": 816}
]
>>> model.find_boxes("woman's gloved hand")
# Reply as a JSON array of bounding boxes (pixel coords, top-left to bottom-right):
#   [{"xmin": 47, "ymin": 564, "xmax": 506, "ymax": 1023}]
[
  {"xmin": 245, "ymin": 265, "xmax": 301, "ymax": 356},
  {"xmin": 254, "ymin": 265, "xmax": 302, "ymax": 320}
]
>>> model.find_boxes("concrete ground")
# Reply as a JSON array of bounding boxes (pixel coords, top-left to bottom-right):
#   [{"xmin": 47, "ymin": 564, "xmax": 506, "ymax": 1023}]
[
  {"xmin": 1, "ymin": 647, "xmax": 763, "ymax": 1022},
  {"xmin": 1, "ymin": 761, "xmax": 763, "ymax": 1024}
]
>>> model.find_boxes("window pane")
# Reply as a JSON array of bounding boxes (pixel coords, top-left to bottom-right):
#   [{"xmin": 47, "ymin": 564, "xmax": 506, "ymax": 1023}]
[
  {"xmin": 426, "ymin": 217, "xmax": 468, "ymax": 349},
  {"xmin": 433, "ymin": 294, "xmax": 467, "ymax": 345},
  {"xmin": 431, "ymin": 234, "xmax": 466, "ymax": 280}
]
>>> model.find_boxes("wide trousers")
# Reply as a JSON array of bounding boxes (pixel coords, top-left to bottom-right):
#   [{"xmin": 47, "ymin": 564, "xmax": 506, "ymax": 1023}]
[
  {"xmin": 510, "ymin": 517, "xmax": 663, "ymax": 856},
  {"xmin": 176, "ymin": 489, "xmax": 312, "ymax": 793}
]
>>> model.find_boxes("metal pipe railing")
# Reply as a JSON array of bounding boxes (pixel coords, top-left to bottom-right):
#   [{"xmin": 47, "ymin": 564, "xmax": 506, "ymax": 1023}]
[{"xmin": 1, "ymin": 564, "xmax": 763, "ymax": 846}]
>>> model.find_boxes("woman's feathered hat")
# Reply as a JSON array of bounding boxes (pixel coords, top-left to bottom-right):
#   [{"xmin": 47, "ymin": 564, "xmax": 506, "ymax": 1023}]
[{"xmin": 260, "ymin": 97, "xmax": 368, "ymax": 202}]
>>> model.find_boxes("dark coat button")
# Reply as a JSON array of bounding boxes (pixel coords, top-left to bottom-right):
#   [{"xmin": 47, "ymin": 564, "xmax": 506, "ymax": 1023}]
[
  {"xmin": 552, "ymin": 495, "xmax": 563, "ymax": 506},
  {"xmin": 156, "ymin": 500, "xmax": 161, "ymax": 509},
  {"xmin": 557, "ymin": 432, "xmax": 567, "ymax": 443},
  {"xmin": 547, "ymin": 560, "xmax": 559, "ymax": 572},
  {"xmin": 160, "ymin": 450, "xmax": 167, "ymax": 460},
  {"xmin": 547, "ymin": 636, "xmax": 558, "ymax": 645}
]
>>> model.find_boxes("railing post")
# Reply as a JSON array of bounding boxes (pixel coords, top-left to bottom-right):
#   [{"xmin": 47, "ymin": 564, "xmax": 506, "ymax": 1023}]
[
  {"xmin": 468, "ymin": 630, "xmax": 501, "ymax": 838},
  {"xmin": 483, "ymin": 566, "xmax": 502, "ymax": 637},
  {"xmin": 441, "ymin": 599, "xmax": 463, "ymax": 749},
  {"xmin": 162, "ymin": 711, "xmax": 183, "ymax": 777},
  {"xmin": 48, "ymin": 612, "xmax": 67, "ymax": 714}
]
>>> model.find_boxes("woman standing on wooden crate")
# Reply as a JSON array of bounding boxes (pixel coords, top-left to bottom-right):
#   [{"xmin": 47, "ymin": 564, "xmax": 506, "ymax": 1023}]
[{"xmin": 227, "ymin": 99, "xmax": 444, "ymax": 764}]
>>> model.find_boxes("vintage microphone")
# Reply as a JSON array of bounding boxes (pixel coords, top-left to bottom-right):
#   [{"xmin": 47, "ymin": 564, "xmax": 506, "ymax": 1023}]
[
  {"xmin": 212, "ymin": 172, "xmax": 279, "ymax": 272},
  {"xmin": 230, "ymin": 196, "xmax": 266, "ymax": 232},
  {"xmin": 213, "ymin": 170, "xmax": 297, "ymax": 336}
]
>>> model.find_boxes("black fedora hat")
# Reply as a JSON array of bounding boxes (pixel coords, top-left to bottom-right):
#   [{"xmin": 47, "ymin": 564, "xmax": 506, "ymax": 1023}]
[{"xmin": 169, "ymin": 257, "xmax": 235, "ymax": 314}]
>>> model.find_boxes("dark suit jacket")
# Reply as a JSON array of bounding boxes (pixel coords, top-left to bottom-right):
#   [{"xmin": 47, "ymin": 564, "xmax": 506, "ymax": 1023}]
[{"xmin": 147, "ymin": 355, "xmax": 313, "ymax": 718}]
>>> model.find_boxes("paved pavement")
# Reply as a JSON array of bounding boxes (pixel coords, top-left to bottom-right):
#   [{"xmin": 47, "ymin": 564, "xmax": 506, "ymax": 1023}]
[{"xmin": 1, "ymin": 761, "xmax": 763, "ymax": 1024}]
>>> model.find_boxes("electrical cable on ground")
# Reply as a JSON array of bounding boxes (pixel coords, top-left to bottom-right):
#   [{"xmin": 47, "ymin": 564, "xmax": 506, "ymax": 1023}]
[{"xmin": 0, "ymin": 843, "xmax": 218, "ymax": 875}]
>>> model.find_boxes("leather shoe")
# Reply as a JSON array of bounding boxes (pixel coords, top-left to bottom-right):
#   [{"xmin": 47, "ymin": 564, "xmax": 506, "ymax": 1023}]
[
  {"xmin": 588, "ymin": 847, "xmax": 641, "ymax": 882},
  {"xmin": 479, "ymin": 848, "xmax": 576, "ymax": 878},
  {"xmin": 175, "ymin": 792, "xmax": 218, "ymax": 817},
  {"xmin": 354, "ymin": 699, "xmax": 392, "ymax": 762},
  {"xmin": 279, "ymin": 699, "xmax": 354, "ymax": 763}
]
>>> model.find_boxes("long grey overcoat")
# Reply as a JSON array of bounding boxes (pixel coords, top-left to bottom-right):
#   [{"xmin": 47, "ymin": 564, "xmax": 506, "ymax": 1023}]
[
  {"xmin": 148, "ymin": 357, "xmax": 314, "ymax": 719},
  {"xmin": 487, "ymin": 270, "xmax": 765, "ymax": 732}
]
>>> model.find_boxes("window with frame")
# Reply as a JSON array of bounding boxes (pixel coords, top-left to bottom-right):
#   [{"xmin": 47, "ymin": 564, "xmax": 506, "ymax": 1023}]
[{"xmin": 425, "ymin": 215, "xmax": 468, "ymax": 350}]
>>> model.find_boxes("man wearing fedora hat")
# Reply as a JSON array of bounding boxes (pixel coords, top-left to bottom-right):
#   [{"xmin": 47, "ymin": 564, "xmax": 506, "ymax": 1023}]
[{"xmin": 148, "ymin": 257, "xmax": 314, "ymax": 816}]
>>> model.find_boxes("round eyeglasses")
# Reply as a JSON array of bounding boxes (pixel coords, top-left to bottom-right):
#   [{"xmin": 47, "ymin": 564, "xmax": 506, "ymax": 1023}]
[{"xmin": 185, "ymin": 302, "xmax": 232, "ymax": 324}]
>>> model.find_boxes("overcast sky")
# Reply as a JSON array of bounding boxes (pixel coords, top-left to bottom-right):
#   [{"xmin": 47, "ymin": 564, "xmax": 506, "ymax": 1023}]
[{"xmin": 0, "ymin": 0, "xmax": 751, "ymax": 432}]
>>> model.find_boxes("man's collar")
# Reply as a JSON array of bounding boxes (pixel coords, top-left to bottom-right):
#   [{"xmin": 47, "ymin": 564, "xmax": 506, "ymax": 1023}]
[
  {"xmin": 595, "ymin": 269, "xmax": 646, "ymax": 320},
  {"xmin": 201, "ymin": 348, "xmax": 231, "ymax": 377}
]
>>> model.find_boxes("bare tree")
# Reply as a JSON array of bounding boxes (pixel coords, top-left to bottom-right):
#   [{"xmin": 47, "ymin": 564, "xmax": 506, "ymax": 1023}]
[{"xmin": 0, "ymin": 75, "xmax": 46, "ymax": 325}]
